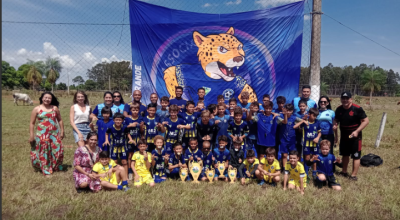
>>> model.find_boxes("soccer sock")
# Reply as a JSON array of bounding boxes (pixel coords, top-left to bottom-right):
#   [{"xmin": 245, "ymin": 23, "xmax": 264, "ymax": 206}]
[
  {"xmin": 117, "ymin": 185, "xmax": 123, "ymax": 190},
  {"xmin": 315, "ymin": 176, "xmax": 323, "ymax": 189},
  {"xmin": 128, "ymin": 168, "xmax": 133, "ymax": 173},
  {"xmin": 122, "ymin": 180, "xmax": 128, "ymax": 186},
  {"xmin": 303, "ymin": 161, "xmax": 310, "ymax": 177}
]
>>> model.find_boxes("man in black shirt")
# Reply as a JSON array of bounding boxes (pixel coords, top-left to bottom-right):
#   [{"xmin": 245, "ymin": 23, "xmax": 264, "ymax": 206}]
[{"xmin": 333, "ymin": 92, "xmax": 369, "ymax": 181}]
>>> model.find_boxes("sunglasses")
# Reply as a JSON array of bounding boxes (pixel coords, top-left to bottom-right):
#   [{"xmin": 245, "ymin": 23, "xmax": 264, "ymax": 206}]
[
  {"xmin": 319, "ymin": 101, "xmax": 328, "ymax": 104},
  {"xmin": 113, "ymin": 95, "xmax": 121, "ymax": 98}
]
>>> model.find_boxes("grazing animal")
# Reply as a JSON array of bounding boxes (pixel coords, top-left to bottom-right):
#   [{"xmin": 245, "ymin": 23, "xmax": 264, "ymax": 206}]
[
  {"xmin": 397, "ymin": 101, "xmax": 400, "ymax": 105},
  {"xmin": 13, "ymin": 93, "xmax": 33, "ymax": 106}
]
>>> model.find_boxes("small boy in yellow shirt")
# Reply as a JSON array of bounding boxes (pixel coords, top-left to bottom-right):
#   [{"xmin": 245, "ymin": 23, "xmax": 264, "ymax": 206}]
[
  {"xmin": 283, "ymin": 150, "xmax": 307, "ymax": 195},
  {"xmin": 257, "ymin": 147, "xmax": 281, "ymax": 187},
  {"xmin": 92, "ymin": 151, "xmax": 130, "ymax": 192},
  {"xmin": 131, "ymin": 139, "xmax": 155, "ymax": 187}
]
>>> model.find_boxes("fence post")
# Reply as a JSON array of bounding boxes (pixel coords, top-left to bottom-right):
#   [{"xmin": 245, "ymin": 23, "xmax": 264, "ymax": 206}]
[
  {"xmin": 375, "ymin": 112, "xmax": 387, "ymax": 148},
  {"xmin": 309, "ymin": 0, "xmax": 322, "ymax": 102}
]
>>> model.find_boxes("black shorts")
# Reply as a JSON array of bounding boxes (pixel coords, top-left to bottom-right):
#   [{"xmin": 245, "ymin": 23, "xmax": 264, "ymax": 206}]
[
  {"xmin": 339, "ymin": 131, "xmax": 362, "ymax": 159},
  {"xmin": 256, "ymin": 144, "xmax": 274, "ymax": 156},
  {"xmin": 327, "ymin": 175, "xmax": 340, "ymax": 187}
]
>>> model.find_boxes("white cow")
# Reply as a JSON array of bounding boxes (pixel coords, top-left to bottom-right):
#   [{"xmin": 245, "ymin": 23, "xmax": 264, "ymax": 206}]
[{"xmin": 13, "ymin": 93, "xmax": 33, "ymax": 106}]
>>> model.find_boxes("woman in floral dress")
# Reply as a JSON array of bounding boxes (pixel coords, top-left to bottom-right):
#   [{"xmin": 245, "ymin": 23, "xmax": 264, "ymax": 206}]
[
  {"xmin": 29, "ymin": 92, "xmax": 65, "ymax": 176},
  {"xmin": 73, "ymin": 132, "xmax": 102, "ymax": 192}
]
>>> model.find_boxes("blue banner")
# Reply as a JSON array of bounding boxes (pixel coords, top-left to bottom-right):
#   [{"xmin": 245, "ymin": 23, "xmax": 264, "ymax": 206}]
[{"xmin": 129, "ymin": 0, "xmax": 304, "ymax": 106}]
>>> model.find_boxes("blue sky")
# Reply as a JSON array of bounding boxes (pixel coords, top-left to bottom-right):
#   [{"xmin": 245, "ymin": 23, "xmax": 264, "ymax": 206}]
[{"xmin": 2, "ymin": 0, "xmax": 399, "ymax": 85}]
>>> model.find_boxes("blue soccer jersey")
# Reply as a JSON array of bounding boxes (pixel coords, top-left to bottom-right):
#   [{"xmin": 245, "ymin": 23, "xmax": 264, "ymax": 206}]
[
  {"xmin": 255, "ymin": 113, "xmax": 278, "ymax": 147},
  {"xmin": 93, "ymin": 103, "xmax": 121, "ymax": 120},
  {"xmin": 317, "ymin": 109, "xmax": 335, "ymax": 135},
  {"xmin": 152, "ymin": 148, "xmax": 166, "ymax": 173},
  {"xmin": 143, "ymin": 116, "xmax": 162, "ymax": 144},
  {"xmin": 292, "ymin": 97, "xmax": 318, "ymax": 113},
  {"xmin": 313, "ymin": 153, "xmax": 337, "ymax": 176},
  {"xmin": 96, "ymin": 119, "xmax": 114, "ymax": 150},
  {"xmin": 164, "ymin": 117, "xmax": 186, "ymax": 144},
  {"xmin": 278, "ymin": 115, "xmax": 299, "ymax": 142},
  {"xmin": 214, "ymin": 115, "xmax": 233, "ymax": 144},
  {"xmin": 179, "ymin": 112, "xmax": 200, "ymax": 140},
  {"xmin": 301, "ymin": 121, "xmax": 321, "ymax": 147},
  {"xmin": 202, "ymin": 151, "xmax": 214, "ymax": 170},
  {"xmin": 124, "ymin": 116, "xmax": 143, "ymax": 152},
  {"xmin": 156, "ymin": 109, "xmax": 170, "ymax": 123},
  {"xmin": 227, "ymin": 120, "xmax": 249, "ymax": 147},
  {"xmin": 124, "ymin": 102, "xmax": 147, "ymax": 117},
  {"xmin": 169, "ymin": 98, "xmax": 187, "ymax": 110},
  {"xmin": 168, "ymin": 153, "xmax": 185, "ymax": 166},
  {"xmin": 237, "ymin": 102, "xmax": 251, "ymax": 110},
  {"xmin": 213, "ymin": 148, "xmax": 231, "ymax": 163},
  {"xmin": 106, "ymin": 125, "xmax": 128, "ymax": 146},
  {"xmin": 184, "ymin": 148, "xmax": 204, "ymax": 163},
  {"xmin": 196, "ymin": 118, "xmax": 216, "ymax": 148}
]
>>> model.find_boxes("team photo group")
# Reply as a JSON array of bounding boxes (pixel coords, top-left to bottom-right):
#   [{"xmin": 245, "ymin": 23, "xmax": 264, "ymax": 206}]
[{"xmin": 29, "ymin": 84, "xmax": 369, "ymax": 195}]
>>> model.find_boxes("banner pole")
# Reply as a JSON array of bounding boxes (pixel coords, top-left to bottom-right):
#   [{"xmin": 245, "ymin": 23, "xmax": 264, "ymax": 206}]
[{"xmin": 310, "ymin": 0, "xmax": 322, "ymax": 102}]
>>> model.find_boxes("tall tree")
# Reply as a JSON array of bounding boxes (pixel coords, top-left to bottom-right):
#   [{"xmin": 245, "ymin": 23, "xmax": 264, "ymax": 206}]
[
  {"xmin": 27, "ymin": 65, "xmax": 43, "ymax": 91},
  {"xmin": 2, "ymin": 61, "xmax": 20, "ymax": 89},
  {"xmin": 46, "ymin": 68, "xmax": 59, "ymax": 92},
  {"xmin": 44, "ymin": 57, "xmax": 62, "ymax": 92},
  {"xmin": 361, "ymin": 68, "xmax": 386, "ymax": 105},
  {"xmin": 72, "ymin": 76, "xmax": 85, "ymax": 85}
]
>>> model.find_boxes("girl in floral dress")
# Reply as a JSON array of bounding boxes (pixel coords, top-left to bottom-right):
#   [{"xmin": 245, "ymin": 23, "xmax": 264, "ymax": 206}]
[{"xmin": 29, "ymin": 92, "xmax": 65, "ymax": 176}]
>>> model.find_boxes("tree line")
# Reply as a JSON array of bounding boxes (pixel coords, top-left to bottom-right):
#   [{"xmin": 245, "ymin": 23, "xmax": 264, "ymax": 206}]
[{"xmin": 3, "ymin": 59, "xmax": 400, "ymax": 98}]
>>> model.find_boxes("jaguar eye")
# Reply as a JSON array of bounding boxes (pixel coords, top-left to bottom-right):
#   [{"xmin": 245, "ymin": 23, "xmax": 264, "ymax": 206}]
[
  {"xmin": 238, "ymin": 44, "xmax": 243, "ymax": 51},
  {"xmin": 218, "ymin": 46, "xmax": 228, "ymax": 54}
]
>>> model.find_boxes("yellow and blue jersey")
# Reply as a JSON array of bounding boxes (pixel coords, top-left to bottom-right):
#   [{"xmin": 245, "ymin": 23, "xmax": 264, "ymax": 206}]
[
  {"xmin": 132, "ymin": 151, "xmax": 152, "ymax": 176},
  {"xmin": 301, "ymin": 121, "xmax": 321, "ymax": 147},
  {"xmin": 151, "ymin": 149, "xmax": 166, "ymax": 172},
  {"xmin": 168, "ymin": 153, "xmax": 185, "ymax": 166},
  {"xmin": 227, "ymin": 120, "xmax": 249, "ymax": 145},
  {"xmin": 285, "ymin": 162, "xmax": 306, "ymax": 181},
  {"xmin": 184, "ymin": 148, "xmax": 204, "ymax": 163},
  {"xmin": 202, "ymin": 151, "xmax": 214, "ymax": 170},
  {"xmin": 164, "ymin": 117, "xmax": 187, "ymax": 144},
  {"xmin": 143, "ymin": 116, "xmax": 162, "ymax": 144},
  {"xmin": 92, "ymin": 160, "xmax": 118, "ymax": 185},
  {"xmin": 106, "ymin": 125, "xmax": 128, "ymax": 147},
  {"xmin": 124, "ymin": 116, "xmax": 143, "ymax": 145},
  {"xmin": 179, "ymin": 112, "xmax": 200, "ymax": 139},
  {"xmin": 260, "ymin": 158, "xmax": 280, "ymax": 173},
  {"xmin": 243, "ymin": 158, "xmax": 260, "ymax": 174}
]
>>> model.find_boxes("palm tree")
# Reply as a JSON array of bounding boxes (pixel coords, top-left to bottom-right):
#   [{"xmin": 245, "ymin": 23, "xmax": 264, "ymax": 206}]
[
  {"xmin": 361, "ymin": 69, "xmax": 386, "ymax": 105},
  {"xmin": 320, "ymin": 82, "xmax": 329, "ymax": 96},
  {"xmin": 45, "ymin": 57, "xmax": 62, "ymax": 92},
  {"xmin": 47, "ymin": 68, "xmax": 59, "ymax": 92},
  {"xmin": 27, "ymin": 65, "xmax": 42, "ymax": 91}
]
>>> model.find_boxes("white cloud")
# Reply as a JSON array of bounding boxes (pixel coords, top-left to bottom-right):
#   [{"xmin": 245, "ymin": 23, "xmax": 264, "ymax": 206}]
[
  {"xmin": 226, "ymin": 0, "xmax": 242, "ymax": 5},
  {"xmin": 255, "ymin": 0, "xmax": 301, "ymax": 8},
  {"xmin": 83, "ymin": 52, "xmax": 97, "ymax": 62},
  {"xmin": 202, "ymin": 3, "xmax": 212, "ymax": 7},
  {"xmin": 43, "ymin": 42, "xmax": 58, "ymax": 56},
  {"xmin": 101, "ymin": 55, "xmax": 124, "ymax": 63}
]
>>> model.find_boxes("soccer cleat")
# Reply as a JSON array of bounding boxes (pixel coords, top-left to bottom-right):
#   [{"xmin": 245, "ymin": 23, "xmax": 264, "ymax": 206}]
[
  {"xmin": 123, "ymin": 186, "xmax": 130, "ymax": 192},
  {"xmin": 258, "ymin": 180, "xmax": 265, "ymax": 186}
]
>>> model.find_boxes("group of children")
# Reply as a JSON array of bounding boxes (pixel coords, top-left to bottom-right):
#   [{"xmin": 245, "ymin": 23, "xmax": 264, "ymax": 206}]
[{"xmin": 89, "ymin": 90, "xmax": 342, "ymax": 193}]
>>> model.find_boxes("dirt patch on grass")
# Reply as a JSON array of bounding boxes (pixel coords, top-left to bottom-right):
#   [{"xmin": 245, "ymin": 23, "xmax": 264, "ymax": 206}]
[{"xmin": 47, "ymin": 204, "xmax": 71, "ymax": 218}]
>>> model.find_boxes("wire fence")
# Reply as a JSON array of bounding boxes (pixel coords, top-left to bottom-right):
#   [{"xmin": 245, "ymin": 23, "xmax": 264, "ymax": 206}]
[{"xmin": 2, "ymin": 0, "xmax": 314, "ymax": 94}]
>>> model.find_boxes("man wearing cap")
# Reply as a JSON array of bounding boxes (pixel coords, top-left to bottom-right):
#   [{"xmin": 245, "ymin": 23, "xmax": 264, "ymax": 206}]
[
  {"xmin": 333, "ymin": 92, "xmax": 369, "ymax": 181},
  {"xmin": 292, "ymin": 85, "xmax": 318, "ymax": 113}
]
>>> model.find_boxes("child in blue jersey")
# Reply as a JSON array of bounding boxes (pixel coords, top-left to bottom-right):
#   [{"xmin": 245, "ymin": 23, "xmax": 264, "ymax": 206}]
[
  {"xmin": 166, "ymin": 142, "xmax": 186, "ymax": 179},
  {"xmin": 156, "ymin": 96, "xmax": 170, "ymax": 123},
  {"xmin": 274, "ymin": 96, "xmax": 286, "ymax": 160},
  {"xmin": 306, "ymin": 140, "xmax": 342, "ymax": 190},
  {"xmin": 226, "ymin": 97, "xmax": 237, "ymax": 116},
  {"xmin": 247, "ymin": 100, "xmax": 279, "ymax": 161},
  {"xmin": 213, "ymin": 135, "xmax": 230, "ymax": 182},
  {"xmin": 151, "ymin": 135, "xmax": 168, "ymax": 184},
  {"xmin": 238, "ymin": 150, "xmax": 260, "ymax": 185},
  {"xmin": 246, "ymin": 102, "xmax": 260, "ymax": 160},
  {"xmin": 228, "ymin": 107, "xmax": 250, "ymax": 154},
  {"xmin": 162, "ymin": 104, "xmax": 190, "ymax": 154},
  {"xmin": 184, "ymin": 138, "xmax": 204, "ymax": 181},
  {"xmin": 196, "ymin": 110, "xmax": 217, "ymax": 150},
  {"xmin": 90, "ymin": 106, "xmax": 113, "ymax": 152},
  {"xmin": 294, "ymin": 108, "xmax": 322, "ymax": 178},
  {"xmin": 140, "ymin": 103, "xmax": 163, "ymax": 152},
  {"xmin": 179, "ymin": 101, "xmax": 200, "ymax": 150},
  {"xmin": 125, "ymin": 103, "xmax": 143, "ymax": 179},
  {"xmin": 294, "ymin": 99, "xmax": 309, "ymax": 157},
  {"xmin": 279, "ymin": 103, "xmax": 300, "ymax": 168},
  {"xmin": 104, "ymin": 113, "xmax": 129, "ymax": 174},
  {"xmin": 200, "ymin": 141, "xmax": 215, "ymax": 182},
  {"xmin": 195, "ymin": 100, "xmax": 205, "ymax": 113},
  {"xmin": 237, "ymin": 91, "xmax": 251, "ymax": 110},
  {"xmin": 214, "ymin": 103, "xmax": 232, "ymax": 147}
]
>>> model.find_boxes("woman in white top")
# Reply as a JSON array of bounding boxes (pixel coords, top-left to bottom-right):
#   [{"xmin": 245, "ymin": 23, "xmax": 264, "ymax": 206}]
[{"xmin": 70, "ymin": 91, "xmax": 92, "ymax": 146}]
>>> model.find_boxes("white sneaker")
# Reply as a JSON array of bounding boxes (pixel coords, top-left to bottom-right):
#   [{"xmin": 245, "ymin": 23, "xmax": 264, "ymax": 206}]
[{"xmin": 128, "ymin": 173, "xmax": 133, "ymax": 181}]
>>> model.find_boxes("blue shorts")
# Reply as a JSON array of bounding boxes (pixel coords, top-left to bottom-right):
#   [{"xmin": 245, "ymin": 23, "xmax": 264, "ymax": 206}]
[
  {"xmin": 110, "ymin": 145, "xmax": 128, "ymax": 160},
  {"xmin": 154, "ymin": 168, "xmax": 167, "ymax": 178},
  {"xmin": 303, "ymin": 145, "xmax": 320, "ymax": 155},
  {"xmin": 127, "ymin": 143, "xmax": 137, "ymax": 153},
  {"xmin": 73, "ymin": 123, "xmax": 90, "ymax": 143},
  {"xmin": 165, "ymin": 142, "xmax": 174, "ymax": 155},
  {"xmin": 280, "ymin": 139, "xmax": 296, "ymax": 154}
]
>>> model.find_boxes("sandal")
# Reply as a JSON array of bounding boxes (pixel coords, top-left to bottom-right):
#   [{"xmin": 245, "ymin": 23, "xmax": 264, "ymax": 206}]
[{"xmin": 349, "ymin": 176, "xmax": 358, "ymax": 181}]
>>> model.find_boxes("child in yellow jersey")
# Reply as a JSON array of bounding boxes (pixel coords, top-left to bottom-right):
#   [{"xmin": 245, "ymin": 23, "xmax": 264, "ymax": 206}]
[
  {"xmin": 131, "ymin": 139, "xmax": 155, "ymax": 187},
  {"xmin": 92, "ymin": 151, "xmax": 130, "ymax": 192},
  {"xmin": 257, "ymin": 147, "xmax": 281, "ymax": 187},
  {"xmin": 284, "ymin": 150, "xmax": 307, "ymax": 195},
  {"xmin": 239, "ymin": 150, "xmax": 260, "ymax": 185}
]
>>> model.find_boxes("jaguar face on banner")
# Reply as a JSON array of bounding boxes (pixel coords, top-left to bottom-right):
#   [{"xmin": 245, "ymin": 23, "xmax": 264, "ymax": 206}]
[{"xmin": 129, "ymin": 0, "xmax": 304, "ymax": 106}]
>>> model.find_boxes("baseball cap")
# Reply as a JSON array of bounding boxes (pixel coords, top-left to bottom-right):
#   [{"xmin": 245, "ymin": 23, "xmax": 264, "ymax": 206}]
[{"xmin": 341, "ymin": 92, "xmax": 352, "ymax": 98}]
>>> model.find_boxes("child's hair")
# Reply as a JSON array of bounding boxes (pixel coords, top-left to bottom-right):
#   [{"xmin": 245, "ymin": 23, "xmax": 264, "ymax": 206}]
[
  {"xmin": 320, "ymin": 140, "xmax": 331, "ymax": 148},
  {"xmin": 173, "ymin": 141, "xmax": 183, "ymax": 149},
  {"xmin": 201, "ymin": 110, "xmax": 211, "ymax": 118},
  {"xmin": 229, "ymin": 97, "xmax": 237, "ymax": 104},
  {"xmin": 276, "ymin": 96, "xmax": 286, "ymax": 104},
  {"xmin": 73, "ymin": 91, "xmax": 89, "ymax": 105},
  {"xmin": 233, "ymin": 107, "xmax": 243, "ymax": 116},
  {"xmin": 99, "ymin": 150, "xmax": 110, "ymax": 159},
  {"xmin": 217, "ymin": 102, "xmax": 226, "ymax": 109},
  {"xmin": 218, "ymin": 135, "xmax": 228, "ymax": 143},
  {"xmin": 101, "ymin": 106, "xmax": 113, "ymax": 117},
  {"xmin": 217, "ymin": 95, "xmax": 224, "ymax": 100},
  {"xmin": 289, "ymin": 150, "xmax": 299, "ymax": 156},
  {"xmin": 161, "ymin": 96, "xmax": 170, "ymax": 103},
  {"xmin": 246, "ymin": 150, "xmax": 255, "ymax": 158},
  {"xmin": 308, "ymin": 108, "xmax": 319, "ymax": 117},
  {"xmin": 262, "ymin": 94, "xmax": 270, "ymax": 99},
  {"xmin": 175, "ymin": 86, "xmax": 184, "ymax": 91},
  {"xmin": 186, "ymin": 100, "xmax": 195, "ymax": 107},
  {"xmin": 284, "ymin": 103, "xmax": 294, "ymax": 111},
  {"xmin": 113, "ymin": 112, "xmax": 124, "ymax": 120},
  {"xmin": 240, "ymin": 91, "xmax": 250, "ymax": 99},
  {"xmin": 130, "ymin": 102, "xmax": 140, "ymax": 110},
  {"xmin": 169, "ymin": 104, "xmax": 179, "ymax": 112},
  {"xmin": 147, "ymin": 103, "xmax": 157, "ymax": 110},
  {"xmin": 137, "ymin": 139, "xmax": 147, "ymax": 146},
  {"xmin": 154, "ymin": 135, "xmax": 164, "ymax": 143},
  {"xmin": 198, "ymin": 88, "xmax": 205, "ymax": 93},
  {"xmin": 189, "ymin": 137, "xmax": 198, "ymax": 143},
  {"xmin": 298, "ymin": 98, "xmax": 307, "ymax": 107},
  {"xmin": 232, "ymin": 139, "xmax": 242, "ymax": 145},
  {"xmin": 262, "ymin": 100, "xmax": 273, "ymax": 109},
  {"xmin": 207, "ymin": 104, "xmax": 217, "ymax": 113},
  {"xmin": 197, "ymin": 100, "xmax": 204, "ymax": 106},
  {"xmin": 265, "ymin": 147, "xmax": 276, "ymax": 156},
  {"xmin": 250, "ymin": 101, "xmax": 259, "ymax": 107}
]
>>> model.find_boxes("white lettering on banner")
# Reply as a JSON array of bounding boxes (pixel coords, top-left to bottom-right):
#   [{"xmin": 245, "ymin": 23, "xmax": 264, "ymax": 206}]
[{"xmin": 135, "ymin": 65, "xmax": 142, "ymax": 90}]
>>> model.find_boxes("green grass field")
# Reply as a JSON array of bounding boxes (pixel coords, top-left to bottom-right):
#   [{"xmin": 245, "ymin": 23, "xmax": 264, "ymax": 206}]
[{"xmin": 2, "ymin": 92, "xmax": 400, "ymax": 220}]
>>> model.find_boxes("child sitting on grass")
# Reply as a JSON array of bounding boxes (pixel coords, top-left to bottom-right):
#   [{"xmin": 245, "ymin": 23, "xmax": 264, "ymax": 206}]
[
  {"xmin": 184, "ymin": 138, "xmax": 204, "ymax": 181},
  {"xmin": 306, "ymin": 140, "xmax": 342, "ymax": 190},
  {"xmin": 229, "ymin": 140, "xmax": 245, "ymax": 180},
  {"xmin": 257, "ymin": 147, "xmax": 280, "ymax": 187},
  {"xmin": 131, "ymin": 140, "xmax": 155, "ymax": 187},
  {"xmin": 283, "ymin": 150, "xmax": 307, "ymax": 195},
  {"xmin": 92, "ymin": 151, "xmax": 129, "ymax": 192},
  {"xmin": 166, "ymin": 142, "xmax": 186, "ymax": 179},
  {"xmin": 200, "ymin": 141, "xmax": 214, "ymax": 182},
  {"xmin": 239, "ymin": 150, "xmax": 259, "ymax": 185},
  {"xmin": 213, "ymin": 135, "xmax": 231, "ymax": 182}
]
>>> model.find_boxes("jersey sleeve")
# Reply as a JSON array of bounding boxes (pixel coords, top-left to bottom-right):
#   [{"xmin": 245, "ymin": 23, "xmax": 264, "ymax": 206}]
[
  {"xmin": 110, "ymin": 159, "xmax": 117, "ymax": 167},
  {"xmin": 168, "ymin": 155, "xmax": 174, "ymax": 164},
  {"xmin": 184, "ymin": 150, "xmax": 190, "ymax": 161},
  {"xmin": 123, "ymin": 103, "xmax": 130, "ymax": 114},
  {"xmin": 92, "ymin": 162, "xmax": 101, "ymax": 173},
  {"xmin": 147, "ymin": 152, "xmax": 152, "ymax": 163},
  {"xmin": 131, "ymin": 153, "xmax": 137, "ymax": 161},
  {"xmin": 275, "ymin": 161, "xmax": 281, "ymax": 171},
  {"xmin": 227, "ymin": 123, "xmax": 233, "ymax": 135},
  {"xmin": 226, "ymin": 151, "xmax": 231, "ymax": 161},
  {"xmin": 92, "ymin": 105, "xmax": 99, "ymax": 116},
  {"xmin": 357, "ymin": 107, "xmax": 367, "ymax": 120},
  {"xmin": 299, "ymin": 164, "xmax": 306, "ymax": 178},
  {"xmin": 284, "ymin": 163, "xmax": 290, "ymax": 174},
  {"xmin": 260, "ymin": 158, "xmax": 266, "ymax": 165},
  {"xmin": 243, "ymin": 123, "xmax": 249, "ymax": 137}
]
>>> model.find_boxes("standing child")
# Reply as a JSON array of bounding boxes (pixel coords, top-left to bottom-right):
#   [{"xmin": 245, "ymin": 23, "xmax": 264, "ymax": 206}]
[
  {"xmin": 166, "ymin": 142, "xmax": 186, "ymax": 179},
  {"xmin": 257, "ymin": 147, "xmax": 281, "ymax": 187},
  {"xmin": 228, "ymin": 108, "xmax": 249, "ymax": 154},
  {"xmin": 214, "ymin": 103, "xmax": 232, "ymax": 148},
  {"xmin": 131, "ymin": 140, "xmax": 155, "ymax": 187},
  {"xmin": 92, "ymin": 151, "xmax": 129, "ymax": 191},
  {"xmin": 246, "ymin": 101, "xmax": 260, "ymax": 159},
  {"xmin": 278, "ymin": 104, "xmax": 299, "ymax": 168},
  {"xmin": 274, "ymin": 96, "xmax": 286, "ymax": 159},
  {"xmin": 140, "ymin": 103, "xmax": 163, "ymax": 152},
  {"xmin": 156, "ymin": 96, "xmax": 170, "ymax": 123},
  {"xmin": 237, "ymin": 91, "xmax": 251, "ymax": 110},
  {"xmin": 179, "ymin": 101, "xmax": 200, "ymax": 150},
  {"xmin": 238, "ymin": 150, "xmax": 260, "ymax": 185},
  {"xmin": 103, "ymin": 113, "xmax": 129, "ymax": 174},
  {"xmin": 125, "ymin": 103, "xmax": 143, "ymax": 180},
  {"xmin": 293, "ymin": 108, "xmax": 321, "ymax": 179},
  {"xmin": 184, "ymin": 138, "xmax": 204, "ymax": 181},
  {"xmin": 213, "ymin": 136, "xmax": 230, "ymax": 182},
  {"xmin": 306, "ymin": 140, "xmax": 342, "ymax": 190},
  {"xmin": 90, "ymin": 106, "xmax": 113, "ymax": 152},
  {"xmin": 283, "ymin": 150, "xmax": 307, "ymax": 195},
  {"xmin": 294, "ymin": 99, "xmax": 309, "ymax": 157},
  {"xmin": 200, "ymin": 141, "xmax": 214, "ymax": 182},
  {"xmin": 163, "ymin": 104, "xmax": 190, "ymax": 154},
  {"xmin": 151, "ymin": 135, "xmax": 168, "ymax": 184},
  {"xmin": 207, "ymin": 104, "xmax": 217, "ymax": 119},
  {"xmin": 228, "ymin": 140, "xmax": 245, "ymax": 182},
  {"xmin": 196, "ymin": 110, "xmax": 217, "ymax": 150}
]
